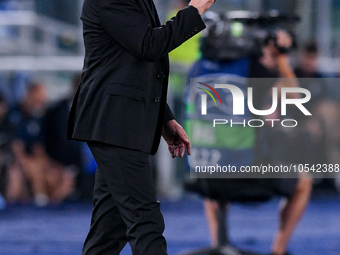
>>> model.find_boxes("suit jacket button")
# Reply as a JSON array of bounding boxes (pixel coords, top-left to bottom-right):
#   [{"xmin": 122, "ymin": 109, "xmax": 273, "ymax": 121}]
[
  {"xmin": 154, "ymin": 97, "xmax": 161, "ymax": 103},
  {"xmin": 156, "ymin": 72, "xmax": 164, "ymax": 78},
  {"xmin": 194, "ymin": 27, "xmax": 199, "ymax": 32}
]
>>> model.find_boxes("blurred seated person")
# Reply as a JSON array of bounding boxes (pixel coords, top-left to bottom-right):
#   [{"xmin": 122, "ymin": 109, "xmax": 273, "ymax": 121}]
[
  {"xmin": 44, "ymin": 75, "xmax": 90, "ymax": 200},
  {"xmin": 6, "ymin": 83, "xmax": 74, "ymax": 206},
  {"xmin": 188, "ymin": 15, "xmax": 312, "ymax": 255}
]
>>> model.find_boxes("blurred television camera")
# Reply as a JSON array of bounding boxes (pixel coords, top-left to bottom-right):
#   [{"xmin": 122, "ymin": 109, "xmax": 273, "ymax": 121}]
[{"xmin": 200, "ymin": 10, "xmax": 300, "ymax": 61}]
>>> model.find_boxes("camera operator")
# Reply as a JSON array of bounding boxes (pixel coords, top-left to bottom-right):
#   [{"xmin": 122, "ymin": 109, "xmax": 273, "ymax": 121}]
[{"xmin": 188, "ymin": 14, "xmax": 312, "ymax": 255}]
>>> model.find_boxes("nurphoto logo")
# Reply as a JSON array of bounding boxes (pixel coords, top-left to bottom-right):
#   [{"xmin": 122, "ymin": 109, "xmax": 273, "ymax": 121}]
[{"xmin": 198, "ymin": 82, "xmax": 312, "ymax": 128}]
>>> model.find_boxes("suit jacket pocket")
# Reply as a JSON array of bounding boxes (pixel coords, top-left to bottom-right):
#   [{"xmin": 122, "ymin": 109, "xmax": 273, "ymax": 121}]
[{"xmin": 106, "ymin": 83, "xmax": 143, "ymax": 101}]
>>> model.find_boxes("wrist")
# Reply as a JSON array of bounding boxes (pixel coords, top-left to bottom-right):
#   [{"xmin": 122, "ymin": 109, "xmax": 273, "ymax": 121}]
[
  {"xmin": 275, "ymin": 53, "xmax": 289, "ymax": 59},
  {"xmin": 275, "ymin": 54, "xmax": 290, "ymax": 68},
  {"xmin": 163, "ymin": 119, "xmax": 176, "ymax": 127},
  {"xmin": 188, "ymin": 4, "xmax": 203, "ymax": 15},
  {"xmin": 276, "ymin": 55, "xmax": 296, "ymax": 78}
]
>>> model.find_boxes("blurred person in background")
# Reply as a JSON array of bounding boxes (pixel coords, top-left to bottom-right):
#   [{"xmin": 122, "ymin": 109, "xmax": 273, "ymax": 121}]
[
  {"xmin": 293, "ymin": 42, "xmax": 328, "ymax": 121},
  {"xmin": 253, "ymin": 35, "xmax": 313, "ymax": 255},
  {"xmin": 6, "ymin": 83, "xmax": 48, "ymax": 206},
  {"xmin": 289, "ymin": 42, "xmax": 328, "ymax": 180},
  {"xmin": 292, "ymin": 42, "xmax": 340, "ymax": 189},
  {"xmin": 43, "ymin": 75, "xmax": 82, "ymax": 201},
  {"xmin": 188, "ymin": 15, "xmax": 312, "ymax": 255},
  {"xmin": 295, "ymin": 42, "xmax": 322, "ymax": 79},
  {"xmin": 44, "ymin": 74, "xmax": 94, "ymax": 201},
  {"xmin": 5, "ymin": 83, "xmax": 74, "ymax": 206}
]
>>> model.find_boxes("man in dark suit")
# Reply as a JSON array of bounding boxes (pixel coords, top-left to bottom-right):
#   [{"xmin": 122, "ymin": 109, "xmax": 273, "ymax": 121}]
[{"xmin": 68, "ymin": 0, "xmax": 215, "ymax": 254}]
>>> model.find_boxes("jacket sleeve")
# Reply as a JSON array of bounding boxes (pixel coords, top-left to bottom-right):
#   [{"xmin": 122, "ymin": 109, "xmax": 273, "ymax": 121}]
[
  {"xmin": 97, "ymin": 0, "xmax": 206, "ymax": 61},
  {"xmin": 163, "ymin": 103, "xmax": 175, "ymax": 123}
]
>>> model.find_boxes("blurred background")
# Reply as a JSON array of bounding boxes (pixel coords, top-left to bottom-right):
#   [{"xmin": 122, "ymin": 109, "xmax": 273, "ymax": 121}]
[{"xmin": 0, "ymin": 0, "xmax": 339, "ymax": 255}]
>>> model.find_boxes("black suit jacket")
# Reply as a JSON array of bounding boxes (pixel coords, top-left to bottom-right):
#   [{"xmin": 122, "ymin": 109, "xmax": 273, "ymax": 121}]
[{"xmin": 67, "ymin": 0, "xmax": 205, "ymax": 155}]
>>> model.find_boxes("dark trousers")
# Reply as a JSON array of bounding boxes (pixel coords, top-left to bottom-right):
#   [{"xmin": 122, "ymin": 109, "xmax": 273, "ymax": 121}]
[{"xmin": 83, "ymin": 141, "xmax": 168, "ymax": 255}]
